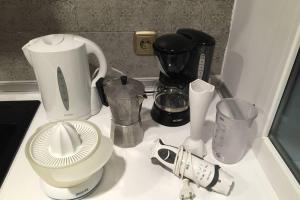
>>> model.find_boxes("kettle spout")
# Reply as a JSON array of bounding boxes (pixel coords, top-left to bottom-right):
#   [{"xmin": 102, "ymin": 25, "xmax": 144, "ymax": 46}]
[
  {"xmin": 22, "ymin": 38, "xmax": 40, "ymax": 66},
  {"xmin": 22, "ymin": 45, "xmax": 32, "ymax": 66}
]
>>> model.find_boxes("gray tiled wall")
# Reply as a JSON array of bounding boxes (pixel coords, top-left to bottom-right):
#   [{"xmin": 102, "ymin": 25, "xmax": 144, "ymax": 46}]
[{"xmin": 0, "ymin": 0, "xmax": 233, "ymax": 81}]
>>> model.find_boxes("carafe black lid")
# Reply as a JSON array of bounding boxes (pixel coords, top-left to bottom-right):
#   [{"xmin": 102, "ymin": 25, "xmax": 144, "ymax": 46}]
[{"xmin": 153, "ymin": 34, "xmax": 194, "ymax": 54}]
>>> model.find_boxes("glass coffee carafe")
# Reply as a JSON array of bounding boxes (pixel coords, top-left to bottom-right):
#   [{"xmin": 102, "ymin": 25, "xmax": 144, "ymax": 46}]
[{"xmin": 154, "ymin": 82, "xmax": 189, "ymax": 114}]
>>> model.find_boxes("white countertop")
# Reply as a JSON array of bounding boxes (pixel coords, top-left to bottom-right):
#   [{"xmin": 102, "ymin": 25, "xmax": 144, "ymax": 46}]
[{"xmin": 0, "ymin": 92, "xmax": 279, "ymax": 200}]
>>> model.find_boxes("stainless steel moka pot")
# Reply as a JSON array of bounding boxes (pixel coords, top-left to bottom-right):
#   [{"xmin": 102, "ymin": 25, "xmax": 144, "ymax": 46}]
[{"xmin": 96, "ymin": 76, "xmax": 146, "ymax": 147}]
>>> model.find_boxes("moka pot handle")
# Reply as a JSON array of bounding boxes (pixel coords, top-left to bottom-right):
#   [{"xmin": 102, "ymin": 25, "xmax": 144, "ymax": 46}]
[{"xmin": 96, "ymin": 78, "xmax": 109, "ymax": 106}]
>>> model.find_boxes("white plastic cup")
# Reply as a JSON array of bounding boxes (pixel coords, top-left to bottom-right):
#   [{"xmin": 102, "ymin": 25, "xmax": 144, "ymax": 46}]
[{"xmin": 212, "ymin": 98, "xmax": 258, "ymax": 164}]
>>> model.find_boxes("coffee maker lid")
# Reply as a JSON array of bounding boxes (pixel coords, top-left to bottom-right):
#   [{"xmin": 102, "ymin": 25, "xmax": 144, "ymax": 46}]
[
  {"xmin": 177, "ymin": 28, "xmax": 215, "ymax": 46},
  {"xmin": 153, "ymin": 34, "xmax": 194, "ymax": 54}
]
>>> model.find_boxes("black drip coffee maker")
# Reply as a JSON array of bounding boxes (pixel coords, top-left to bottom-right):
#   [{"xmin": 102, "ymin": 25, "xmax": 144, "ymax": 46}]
[{"xmin": 151, "ymin": 28, "xmax": 215, "ymax": 126}]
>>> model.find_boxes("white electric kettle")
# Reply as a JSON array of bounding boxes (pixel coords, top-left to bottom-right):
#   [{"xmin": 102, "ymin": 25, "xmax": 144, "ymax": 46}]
[{"xmin": 22, "ymin": 34, "xmax": 107, "ymax": 121}]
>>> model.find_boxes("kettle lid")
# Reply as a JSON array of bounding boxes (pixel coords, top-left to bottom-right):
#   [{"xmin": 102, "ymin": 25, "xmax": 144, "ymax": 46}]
[
  {"xmin": 104, "ymin": 76, "xmax": 145, "ymax": 99},
  {"xmin": 23, "ymin": 34, "xmax": 84, "ymax": 53}
]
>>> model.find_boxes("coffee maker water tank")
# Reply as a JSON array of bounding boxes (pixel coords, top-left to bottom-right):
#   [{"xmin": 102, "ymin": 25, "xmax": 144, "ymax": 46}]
[{"xmin": 177, "ymin": 28, "xmax": 216, "ymax": 82}]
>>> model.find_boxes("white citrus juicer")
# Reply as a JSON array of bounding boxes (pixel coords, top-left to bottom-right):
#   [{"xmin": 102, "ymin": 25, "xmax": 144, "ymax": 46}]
[
  {"xmin": 25, "ymin": 121, "xmax": 113, "ymax": 200},
  {"xmin": 183, "ymin": 79, "xmax": 215, "ymax": 157}
]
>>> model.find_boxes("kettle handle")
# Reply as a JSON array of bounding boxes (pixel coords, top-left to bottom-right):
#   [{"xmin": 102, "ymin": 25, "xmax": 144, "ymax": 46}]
[
  {"xmin": 74, "ymin": 35, "xmax": 107, "ymax": 86},
  {"xmin": 74, "ymin": 35, "xmax": 108, "ymax": 115}
]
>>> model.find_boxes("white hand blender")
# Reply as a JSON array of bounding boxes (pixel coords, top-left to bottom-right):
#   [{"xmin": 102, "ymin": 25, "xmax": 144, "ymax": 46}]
[{"xmin": 183, "ymin": 79, "xmax": 215, "ymax": 157}]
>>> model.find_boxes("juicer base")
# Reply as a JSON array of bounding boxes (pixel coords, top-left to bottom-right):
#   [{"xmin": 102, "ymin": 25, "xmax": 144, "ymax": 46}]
[
  {"xmin": 40, "ymin": 169, "xmax": 103, "ymax": 200},
  {"xmin": 150, "ymin": 103, "xmax": 190, "ymax": 127}
]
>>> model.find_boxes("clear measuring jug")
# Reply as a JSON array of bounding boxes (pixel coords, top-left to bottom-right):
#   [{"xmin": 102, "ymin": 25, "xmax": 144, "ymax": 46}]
[{"xmin": 212, "ymin": 98, "xmax": 258, "ymax": 164}]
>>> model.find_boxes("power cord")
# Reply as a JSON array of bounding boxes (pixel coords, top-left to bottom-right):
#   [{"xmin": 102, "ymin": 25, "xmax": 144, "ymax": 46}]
[
  {"xmin": 180, "ymin": 179, "xmax": 195, "ymax": 200},
  {"xmin": 92, "ymin": 66, "xmax": 126, "ymax": 79},
  {"xmin": 174, "ymin": 146, "xmax": 196, "ymax": 200}
]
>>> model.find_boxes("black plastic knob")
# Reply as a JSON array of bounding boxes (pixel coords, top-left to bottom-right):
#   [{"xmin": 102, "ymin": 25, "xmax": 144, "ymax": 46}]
[{"xmin": 121, "ymin": 76, "xmax": 127, "ymax": 85}]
